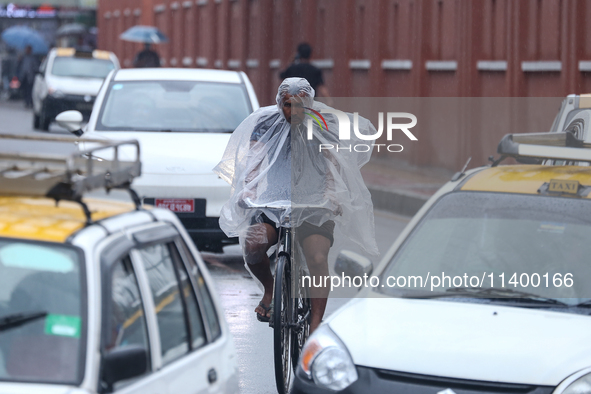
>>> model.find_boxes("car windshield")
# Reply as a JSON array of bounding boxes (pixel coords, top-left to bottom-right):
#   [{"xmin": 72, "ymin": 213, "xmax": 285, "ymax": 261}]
[
  {"xmin": 0, "ymin": 239, "xmax": 85, "ymax": 384},
  {"xmin": 96, "ymin": 80, "xmax": 252, "ymax": 132},
  {"xmin": 380, "ymin": 192, "xmax": 591, "ymax": 309},
  {"xmin": 51, "ymin": 56, "xmax": 115, "ymax": 79}
]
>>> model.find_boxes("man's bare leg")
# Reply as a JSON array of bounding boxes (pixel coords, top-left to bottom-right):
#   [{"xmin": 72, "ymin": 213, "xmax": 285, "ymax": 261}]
[
  {"xmin": 302, "ymin": 234, "xmax": 331, "ymax": 333},
  {"xmin": 244, "ymin": 223, "xmax": 278, "ymax": 319}
]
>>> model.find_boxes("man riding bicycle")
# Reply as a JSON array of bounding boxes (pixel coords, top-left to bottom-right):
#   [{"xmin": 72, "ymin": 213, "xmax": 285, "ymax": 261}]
[{"xmin": 214, "ymin": 78, "xmax": 378, "ymax": 334}]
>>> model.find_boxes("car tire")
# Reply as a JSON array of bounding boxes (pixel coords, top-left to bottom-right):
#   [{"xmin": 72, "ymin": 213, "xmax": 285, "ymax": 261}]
[
  {"xmin": 39, "ymin": 108, "xmax": 51, "ymax": 131},
  {"xmin": 33, "ymin": 112, "xmax": 40, "ymax": 129}
]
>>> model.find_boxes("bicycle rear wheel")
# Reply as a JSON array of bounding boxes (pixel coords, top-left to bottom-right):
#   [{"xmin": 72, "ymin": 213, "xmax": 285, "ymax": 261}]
[{"xmin": 273, "ymin": 254, "xmax": 294, "ymax": 394}]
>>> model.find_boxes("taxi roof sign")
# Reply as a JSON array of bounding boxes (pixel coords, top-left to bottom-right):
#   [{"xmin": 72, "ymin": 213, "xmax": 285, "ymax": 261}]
[
  {"xmin": 92, "ymin": 50, "xmax": 111, "ymax": 60},
  {"xmin": 548, "ymin": 179, "xmax": 580, "ymax": 194},
  {"xmin": 54, "ymin": 47, "xmax": 113, "ymax": 61},
  {"xmin": 55, "ymin": 48, "xmax": 76, "ymax": 57},
  {"xmin": 537, "ymin": 178, "xmax": 591, "ymax": 198},
  {"xmin": 579, "ymin": 93, "xmax": 591, "ymax": 109}
]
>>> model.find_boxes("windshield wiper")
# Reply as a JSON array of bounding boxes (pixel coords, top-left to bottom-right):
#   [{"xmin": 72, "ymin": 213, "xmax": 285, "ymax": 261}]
[
  {"xmin": 405, "ymin": 287, "xmax": 569, "ymax": 306},
  {"xmin": 0, "ymin": 311, "xmax": 48, "ymax": 332}
]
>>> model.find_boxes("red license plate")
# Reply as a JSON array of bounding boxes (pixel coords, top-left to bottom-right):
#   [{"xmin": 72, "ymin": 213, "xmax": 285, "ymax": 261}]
[{"xmin": 155, "ymin": 199, "xmax": 195, "ymax": 213}]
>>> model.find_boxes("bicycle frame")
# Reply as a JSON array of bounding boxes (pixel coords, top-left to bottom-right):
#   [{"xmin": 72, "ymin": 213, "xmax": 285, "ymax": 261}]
[{"xmin": 275, "ymin": 225, "xmax": 292, "ymax": 264}]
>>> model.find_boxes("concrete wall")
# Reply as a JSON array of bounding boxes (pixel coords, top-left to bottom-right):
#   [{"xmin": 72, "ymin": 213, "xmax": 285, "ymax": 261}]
[{"xmin": 97, "ymin": 0, "xmax": 581, "ymax": 170}]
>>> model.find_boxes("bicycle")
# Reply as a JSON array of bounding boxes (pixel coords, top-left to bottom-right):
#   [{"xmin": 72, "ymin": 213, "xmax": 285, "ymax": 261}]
[{"xmin": 243, "ymin": 199, "xmax": 334, "ymax": 394}]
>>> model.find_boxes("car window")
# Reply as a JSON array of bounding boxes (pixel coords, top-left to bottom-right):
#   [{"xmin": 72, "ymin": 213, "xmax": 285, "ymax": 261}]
[
  {"xmin": 96, "ymin": 80, "xmax": 251, "ymax": 132},
  {"xmin": 103, "ymin": 256, "xmax": 150, "ymax": 388},
  {"xmin": 136, "ymin": 244, "xmax": 188, "ymax": 365},
  {"xmin": 105, "ymin": 256, "xmax": 150, "ymax": 353},
  {"xmin": 169, "ymin": 244, "xmax": 206, "ymax": 349},
  {"xmin": 51, "ymin": 56, "xmax": 115, "ymax": 79},
  {"xmin": 0, "ymin": 239, "xmax": 85, "ymax": 384},
  {"xmin": 178, "ymin": 240, "xmax": 221, "ymax": 340}
]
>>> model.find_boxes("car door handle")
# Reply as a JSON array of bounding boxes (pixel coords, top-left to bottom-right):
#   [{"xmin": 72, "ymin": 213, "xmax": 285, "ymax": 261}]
[{"xmin": 207, "ymin": 368, "xmax": 217, "ymax": 384}]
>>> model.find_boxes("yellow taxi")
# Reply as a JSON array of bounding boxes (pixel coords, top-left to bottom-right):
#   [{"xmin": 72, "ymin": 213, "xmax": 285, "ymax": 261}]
[
  {"xmin": 0, "ymin": 134, "xmax": 238, "ymax": 394},
  {"xmin": 294, "ymin": 132, "xmax": 591, "ymax": 394}
]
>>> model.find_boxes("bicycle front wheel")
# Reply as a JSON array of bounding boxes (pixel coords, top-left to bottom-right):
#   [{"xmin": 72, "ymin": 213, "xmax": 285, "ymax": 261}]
[
  {"xmin": 273, "ymin": 254, "xmax": 294, "ymax": 394},
  {"xmin": 291, "ymin": 264, "xmax": 310, "ymax": 370}
]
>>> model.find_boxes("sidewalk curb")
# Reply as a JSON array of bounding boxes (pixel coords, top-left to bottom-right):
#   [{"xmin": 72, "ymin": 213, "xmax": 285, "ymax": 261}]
[{"xmin": 368, "ymin": 186, "xmax": 430, "ymax": 217}]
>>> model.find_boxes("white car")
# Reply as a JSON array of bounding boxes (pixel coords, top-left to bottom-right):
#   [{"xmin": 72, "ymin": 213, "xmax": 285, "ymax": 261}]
[
  {"xmin": 0, "ymin": 134, "xmax": 238, "ymax": 394},
  {"xmin": 293, "ymin": 133, "xmax": 591, "ymax": 393},
  {"xmin": 32, "ymin": 47, "xmax": 120, "ymax": 131},
  {"xmin": 57, "ymin": 68, "xmax": 260, "ymax": 253}
]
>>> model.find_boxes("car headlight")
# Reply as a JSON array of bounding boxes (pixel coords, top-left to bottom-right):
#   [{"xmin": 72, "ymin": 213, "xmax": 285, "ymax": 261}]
[
  {"xmin": 554, "ymin": 369, "xmax": 591, "ymax": 394},
  {"xmin": 299, "ymin": 325, "xmax": 358, "ymax": 391},
  {"xmin": 48, "ymin": 88, "xmax": 65, "ymax": 98}
]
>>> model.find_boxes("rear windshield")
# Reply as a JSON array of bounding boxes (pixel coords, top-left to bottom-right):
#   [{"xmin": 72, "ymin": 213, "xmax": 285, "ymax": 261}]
[
  {"xmin": 96, "ymin": 80, "xmax": 252, "ymax": 132},
  {"xmin": 0, "ymin": 239, "xmax": 85, "ymax": 384},
  {"xmin": 51, "ymin": 56, "xmax": 115, "ymax": 79}
]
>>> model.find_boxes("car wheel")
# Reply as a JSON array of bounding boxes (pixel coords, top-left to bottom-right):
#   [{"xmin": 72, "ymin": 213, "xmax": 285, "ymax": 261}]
[
  {"xmin": 39, "ymin": 108, "xmax": 51, "ymax": 131},
  {"xmin": 33, "ymin": 112, "xmax": 40, "ymax": 129}
]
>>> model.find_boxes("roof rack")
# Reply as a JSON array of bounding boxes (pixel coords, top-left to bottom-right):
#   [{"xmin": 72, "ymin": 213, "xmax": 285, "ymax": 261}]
[
  {"xmin": 493, "ymin": 131, "xmax": 591, "ymax": 166},
  {"xmin": 0, "ymin": 133, "xmax": 142, "ymax": 223}
]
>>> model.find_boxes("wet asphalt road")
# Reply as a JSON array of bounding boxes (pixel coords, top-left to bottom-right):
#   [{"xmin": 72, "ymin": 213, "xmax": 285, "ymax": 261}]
[
  {"xmin": 1, "ymin": 99, "xmax": 411, "ymax": 394},
  {"xmin": 0, "ymin": 99, "xmax": 77, "ymax": 153},
  {"xmin": 202, "ymin": 210, "xmax": 409, "ymax": 394}
]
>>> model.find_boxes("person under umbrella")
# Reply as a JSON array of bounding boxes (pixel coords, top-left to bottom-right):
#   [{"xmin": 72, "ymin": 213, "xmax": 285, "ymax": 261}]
[
  {"xmin": 133, "ymin": 43, "xmax": 160, "ymax": 68},
  {"xmin": 120, "ymin": 26, "xmax": 167, "ymax": 68},
  {"xmin": 1, "ymin": 25, "xmax": 49, "ymax": 55}
]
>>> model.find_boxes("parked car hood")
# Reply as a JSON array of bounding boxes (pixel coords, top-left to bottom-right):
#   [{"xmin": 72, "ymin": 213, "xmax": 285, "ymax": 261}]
[
  {"xmin": 81, "ymin": 131, "xmax": 231, "ymax": 175},
  {"xmin": 328, "ymin": 296, "xmax": 591, "ymax": 386},
  {"xmin": 46, "ymin": 75, "xmax": 104, "ymax": 96}
]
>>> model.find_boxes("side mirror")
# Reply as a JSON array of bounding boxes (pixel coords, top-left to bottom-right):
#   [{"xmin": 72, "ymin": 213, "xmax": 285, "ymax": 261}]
[
  {"xmin": 102, "ymin": 345, "xmax": 148, "ymax": 391},
  {"xmin": 55, "ymin": 110, "xmax": 84, "ymax": 136},
  {"xmin": 334, "ymin": 250, "xmax": 373, "ymax": 278}
]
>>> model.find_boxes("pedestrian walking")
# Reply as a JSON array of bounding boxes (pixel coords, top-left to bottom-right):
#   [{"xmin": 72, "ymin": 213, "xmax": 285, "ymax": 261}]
[
  {"xmin": 17, "ymin": 45, "xmax": 38, "ymax": 108},
  {"xmin": 280, "ymin": 43, "xmax": 332, "ymax": 104}
]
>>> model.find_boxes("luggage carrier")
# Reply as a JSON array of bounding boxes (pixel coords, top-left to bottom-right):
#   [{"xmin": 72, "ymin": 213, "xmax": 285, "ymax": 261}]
[
  {"xmin": 0, "ymin": 133, "xmax": 142, "ymax": 223},
  {"xmin": 493, "ymin": 131, "xmax": 591, "ymax": 166}
]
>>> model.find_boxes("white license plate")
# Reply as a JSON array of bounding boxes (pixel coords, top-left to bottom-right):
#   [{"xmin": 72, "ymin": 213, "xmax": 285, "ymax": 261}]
[{"xmin": 155, "ymin": 198, "xmax": 195, "ymax": 213}]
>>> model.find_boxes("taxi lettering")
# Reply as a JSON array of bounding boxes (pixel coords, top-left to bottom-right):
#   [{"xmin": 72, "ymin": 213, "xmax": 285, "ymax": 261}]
[{"xmin": 548, "ymin": 179, "xmax": 579, "ymax": 194}]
